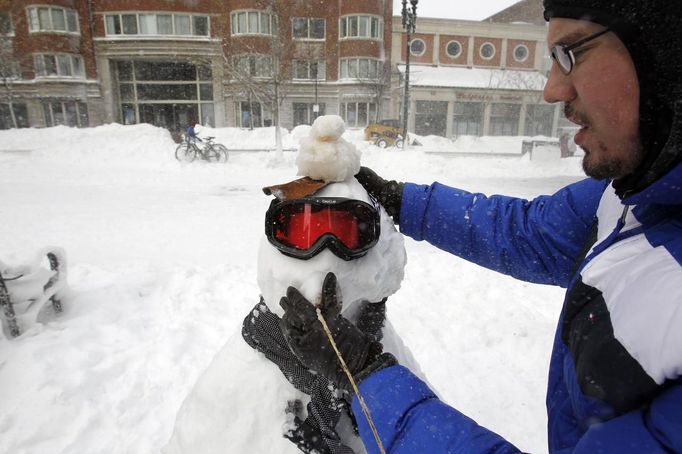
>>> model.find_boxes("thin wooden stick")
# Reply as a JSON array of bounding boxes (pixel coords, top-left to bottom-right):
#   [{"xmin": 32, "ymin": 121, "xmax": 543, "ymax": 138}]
[{"xmin": 316, "ymin": 308, "xmax": 386, "ymax": 454}]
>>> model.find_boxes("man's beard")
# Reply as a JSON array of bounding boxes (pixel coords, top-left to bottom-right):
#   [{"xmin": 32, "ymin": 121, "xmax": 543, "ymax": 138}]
[
  {"xmin": 565, "ymin": 103, "xmax": 644, "ymax": 180},
  {"xmin": 580, "ymin": 140, "xmax": 644, "ymax": 180}
]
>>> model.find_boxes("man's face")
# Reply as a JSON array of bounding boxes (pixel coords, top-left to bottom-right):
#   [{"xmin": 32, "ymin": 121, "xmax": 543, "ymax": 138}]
[{"xmin": 544, "ymin": 18, "xmax": 643, "ymax": 180}]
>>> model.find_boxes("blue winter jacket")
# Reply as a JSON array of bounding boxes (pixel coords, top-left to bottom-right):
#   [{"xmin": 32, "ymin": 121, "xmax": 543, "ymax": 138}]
[{"xmin": 351, "ymin": 161, "xmax": 682, "ymax": 453}]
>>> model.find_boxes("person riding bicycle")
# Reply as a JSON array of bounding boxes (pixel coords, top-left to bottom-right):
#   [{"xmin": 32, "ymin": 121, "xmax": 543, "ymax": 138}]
[{"xmin": 186, "ymin": 122, "xmax": 201, "ymax": 144}]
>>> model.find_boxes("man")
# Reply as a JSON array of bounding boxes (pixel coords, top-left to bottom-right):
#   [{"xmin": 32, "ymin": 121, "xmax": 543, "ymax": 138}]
[
  {"xmin": 186, "ymin": 121, "xmax": 200, "ymax": 143},
  {"xmin": 278, "ymin": 1, "xmax": 682, "ymax": 452}
]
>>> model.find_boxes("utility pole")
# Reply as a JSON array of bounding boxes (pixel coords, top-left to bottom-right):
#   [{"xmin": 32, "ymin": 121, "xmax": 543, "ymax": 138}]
[{"xmin": 401, "ymin": 0, "xmax": 418, "ymax": 149}]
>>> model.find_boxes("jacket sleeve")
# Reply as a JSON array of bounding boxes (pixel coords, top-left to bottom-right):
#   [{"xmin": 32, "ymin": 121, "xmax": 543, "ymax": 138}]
[
  {"xmin": 353, "ymin": 367, "xmax": 682, "ymax": 454},
  {"xmin": 565, "ymin": 383, "xmax": 682, "ymax": 454},
  {"xmin": 352, "ymin": 365, "xmax": 521, "ymax": 454},
  {"xmin": 398, "ymin": 178, "xmax": 608, "ymax": 287}
]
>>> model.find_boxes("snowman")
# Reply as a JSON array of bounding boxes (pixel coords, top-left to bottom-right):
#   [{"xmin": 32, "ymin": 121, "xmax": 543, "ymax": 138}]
[{"xmin": 164, "ymin": 116, "xmax": 423, "ymax": 454}]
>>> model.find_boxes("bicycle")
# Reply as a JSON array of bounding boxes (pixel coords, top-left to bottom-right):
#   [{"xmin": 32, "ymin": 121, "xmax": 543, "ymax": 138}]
[{"xmin": 175, "ymin": 135, "xmax": 229, "ymax": 163}]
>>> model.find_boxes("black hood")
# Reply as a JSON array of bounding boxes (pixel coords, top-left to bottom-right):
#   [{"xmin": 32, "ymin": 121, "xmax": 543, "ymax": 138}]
[{"xmin": 543, "ymin": 0, "xmax": 682, "ymax": 198}]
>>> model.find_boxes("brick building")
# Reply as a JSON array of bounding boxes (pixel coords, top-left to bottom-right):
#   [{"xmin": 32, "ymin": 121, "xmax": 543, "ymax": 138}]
[
  {"xmin": 0, "ymin": 0, "xmax": 555, "ymax": 138},
  {"xmin": 0, "ymin": 0, "xmax": 392, "ymax": 132},
  {"xmin": 390, "ymin": 1, "xmax": 558, "ymax": 138}
]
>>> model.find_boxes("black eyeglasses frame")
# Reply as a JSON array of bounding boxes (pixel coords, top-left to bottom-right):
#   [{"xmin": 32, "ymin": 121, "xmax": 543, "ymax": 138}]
[{"xmin": 550, "ymin": 27, "xmax": 610, "ymax": 75}]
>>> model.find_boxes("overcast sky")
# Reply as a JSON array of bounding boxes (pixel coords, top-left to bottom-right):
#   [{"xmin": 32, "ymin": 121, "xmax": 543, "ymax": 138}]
[{"xmin": 392, "ymin": 0, "xmax": 521, "ymax": 21}]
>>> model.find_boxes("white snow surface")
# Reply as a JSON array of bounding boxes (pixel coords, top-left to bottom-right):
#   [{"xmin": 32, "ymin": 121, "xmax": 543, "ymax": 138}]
[{"xmin": 0, "ymin": 123, "xmax": 585, "ymax": 454}]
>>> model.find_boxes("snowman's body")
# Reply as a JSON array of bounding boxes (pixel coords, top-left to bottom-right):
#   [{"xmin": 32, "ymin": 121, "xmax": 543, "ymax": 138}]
[{"xmin": 164, "ymin": 117, "xmax": 423, "ymax": 454}]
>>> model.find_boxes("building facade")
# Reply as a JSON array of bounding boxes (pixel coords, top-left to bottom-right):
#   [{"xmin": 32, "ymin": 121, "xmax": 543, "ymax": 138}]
[
  {"xmin": 1, "ymin": 0, "xmax": 555, "ymax": 138},
  {"xmin": 391, "ymin": 12, "xmax": 559, "ymax": 138},
  {"xmin": 0, "ymin": 0, "xmax": 393, "ymax": 133}
]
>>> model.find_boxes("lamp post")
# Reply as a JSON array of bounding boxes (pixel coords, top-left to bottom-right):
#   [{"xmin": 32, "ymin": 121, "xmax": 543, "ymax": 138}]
[
  {"xmin": 401, "ymin": 0, "xmax": 418, "ymax": 148},
  {"xmin": 313, "ymin": 64, "xmax": 319, "ymax": 121}
]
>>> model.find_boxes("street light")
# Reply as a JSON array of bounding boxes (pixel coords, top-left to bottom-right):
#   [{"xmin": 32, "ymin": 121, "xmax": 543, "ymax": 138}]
[{"xmin": 401, "ymin": 0, "xmax": 418, "ymax": 147}]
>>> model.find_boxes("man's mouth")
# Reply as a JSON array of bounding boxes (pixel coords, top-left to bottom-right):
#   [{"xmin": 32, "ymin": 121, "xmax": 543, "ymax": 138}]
[
  {"xmin": 566, "ymin": 112, "xmax": 590, "ymax": 147},
  {"xmin": 574, "ymin": 125, "xmax": 589, "ymax": 146}
]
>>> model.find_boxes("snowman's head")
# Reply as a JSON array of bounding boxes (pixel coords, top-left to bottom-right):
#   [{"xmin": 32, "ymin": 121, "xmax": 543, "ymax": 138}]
[
  {"xmin": 257, "ymin": 115, "xmax": 405, "ymax": 316},
  {"xmin": 258, "ymin": 178, "xmax": 407, "ymax": 313}
]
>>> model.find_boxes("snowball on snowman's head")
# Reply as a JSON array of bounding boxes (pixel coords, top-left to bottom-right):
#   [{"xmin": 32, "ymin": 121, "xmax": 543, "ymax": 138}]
[
  {"xmin": 296, "ymin": 115, "xmax": 361, "ymax": 182},
  {"xmin": 258, "ymin": 115, "xmax": 406, "ymax": 316}
]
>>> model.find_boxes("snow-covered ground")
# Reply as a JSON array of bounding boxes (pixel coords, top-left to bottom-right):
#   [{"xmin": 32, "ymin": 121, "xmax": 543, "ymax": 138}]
[{"xmin": 0, "ymin": 124, "xmax": 584, "ymax": 454}]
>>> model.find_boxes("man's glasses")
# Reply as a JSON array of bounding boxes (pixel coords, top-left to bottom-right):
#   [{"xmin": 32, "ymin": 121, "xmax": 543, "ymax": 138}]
[{"xmin": 550, "ymin": 28, "xmax": 610, "ymax": 75}]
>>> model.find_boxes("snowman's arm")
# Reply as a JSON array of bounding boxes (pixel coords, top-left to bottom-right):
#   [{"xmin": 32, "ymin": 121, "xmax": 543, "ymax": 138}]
[
  {"xmin": 351, "ymin": 364, "xmax": 521, "ymax": 454},
  {"xmin": 397, "ymin": 178, "xmax": 608, "ymax": 287}
]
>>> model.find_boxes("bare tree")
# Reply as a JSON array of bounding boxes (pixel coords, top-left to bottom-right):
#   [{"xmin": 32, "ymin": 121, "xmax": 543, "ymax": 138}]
[
  {"xmin": 354, "ymin": 62, "xmax": 394, "ymax": 123},
  {"xmin": 0, "ymin": 37, "xmax": 20, "ymax": 128},
  {"xmin": 222, "ymin": 0, "xmax": 293, "ymax": 158}
]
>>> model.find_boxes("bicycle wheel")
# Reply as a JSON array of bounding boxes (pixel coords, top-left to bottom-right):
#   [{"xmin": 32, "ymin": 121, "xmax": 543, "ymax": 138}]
[
  {"xmin": 203, "ymin": 145, "xmax": 221, "ymax": 162},
  {"xmin": 214, "ymin": 144, "xmax": 229, "ymax": 162},
  {"xmin": 175, "ymin": 143, "xmax": 193, "ymax": 162}
]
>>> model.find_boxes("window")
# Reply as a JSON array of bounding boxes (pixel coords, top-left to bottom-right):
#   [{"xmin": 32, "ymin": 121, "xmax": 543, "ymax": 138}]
[
  {"xmin": 27, "ymin": 7, "xmax": 79, "ymax": 33},
  {"xmin": 105, "ymin": 13, "xmax": 210, "ymax": 37},
  {"xmin": 0, "ymin": 12, "xmax": 14, "ymax": 35},
  {"xmin": 237, "ymin": 101, "xmax": 263, "ymax": 128},
  {"xmin": 43, "ymin": 100, "xmax": 89, "ymax": 127},
  {"xmin": 174, "ymin": 15, "xmax": 190, "ymax": 35},
  {"xmin": 293, "ymin": 103, "xmax": 326, "ymax": 126},
  {"xmin": 410, "ymin": 39, "xmax": 426, "ymax": 56},
  {"xmin": 524, "ymin": 104, "xmax": 554, "ymax": 136},
  {"xmin": 0, "ymin": 60, "xmax": 20, "ymax": 79},
  {"xmin": 339, "ymin": 15, "xmax": 382, "ymax": 39},
  {"xmin": 490, "ymin": 103, "xmax": 520, "ymax": 136},
  {"xmin": 292, "ymin": 18, "xmax": 324, "ymax": 39},
  {"xmin": 340, "ymin": 102, "xmax": 376, "ymax": 128},
  {"xmin": 293, "ymin": 60, "xmax": 325, "ymax": 80},
  {"xmin": 115, "ymin": 61, "xmax": 214, "ymax": 131},
  {"xmin": 339, "ymin": 58, "xmax": 383, "ymax": 80},
  {"xmin": 452, "ymin": 102, "xmax": 483, "ymax": 136},
  {"xmin": 35, "ymin": 54, "xmax": 85, "ymax": 78},
  {"xmin": 513, "ymin": 44, "xmax": 529, "ymax": 62},
  {"xmin": 446, "ymin": 40, "xmax": 462, "ymax": 58},
  {"xmin": 415, "ymin": 101, "xmax": 447, "ymax": 136},
  {"xmin": 0, "ymin": 103, "xmax": 29, "ymax": 129},
  {"xmin": 231, "ymin": 11, "xmax": 276, "ymax": 36},
  {"xmin": 233, "ymin": 55, "xmax": 273, "ymax": 78},
  {"xmin": 480, "ymin": 42, "xmax": 496, "ymax": 60}
]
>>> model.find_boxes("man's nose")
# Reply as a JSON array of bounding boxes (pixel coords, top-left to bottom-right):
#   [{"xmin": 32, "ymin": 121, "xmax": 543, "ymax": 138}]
[{"xmin": 543, "ymin": 63, "xmax": 576, "ymax": 104}]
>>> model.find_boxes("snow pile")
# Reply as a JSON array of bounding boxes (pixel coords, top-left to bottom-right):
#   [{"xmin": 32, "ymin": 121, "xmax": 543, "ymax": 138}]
[
  {"xmin": 196, "ymin": 125, "xmax": 300, "ymax": 150},
  {"xmin": 0, "ymin": 123, "xmax": 176, "ymax": 164},
  {"xmin": 0, "ymin": 247, "xmax": 69, "ymax": 338}
]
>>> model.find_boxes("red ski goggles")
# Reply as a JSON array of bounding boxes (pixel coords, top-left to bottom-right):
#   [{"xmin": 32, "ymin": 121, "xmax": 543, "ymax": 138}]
[{"xmin": 265, "ymin": 197, "xmax": 381, "ymax": 260}]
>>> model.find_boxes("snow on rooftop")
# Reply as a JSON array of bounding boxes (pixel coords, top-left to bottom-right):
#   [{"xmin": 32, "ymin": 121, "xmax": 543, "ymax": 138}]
[{"xmin": 398, "ymin": 65, "xmax": 547, "ymax": 91}]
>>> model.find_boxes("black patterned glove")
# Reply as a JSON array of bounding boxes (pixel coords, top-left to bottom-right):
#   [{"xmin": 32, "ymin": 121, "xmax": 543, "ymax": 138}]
[
  {"xmin": 354, "ymin": 166, "xmax": 404, "ymax": 224},
  {"xmin": 279, "ymin": 273, "xmax": 382, "ymax": 392}
]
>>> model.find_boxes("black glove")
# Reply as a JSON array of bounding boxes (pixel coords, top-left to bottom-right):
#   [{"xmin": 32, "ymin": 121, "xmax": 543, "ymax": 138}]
[
  {"xmin": 279, "ymin": 272, "xmax": 382, "ymax": 392},
  {"xmin": 354, "ymin": 166, "xmax": 404, "ymax": 224}
]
